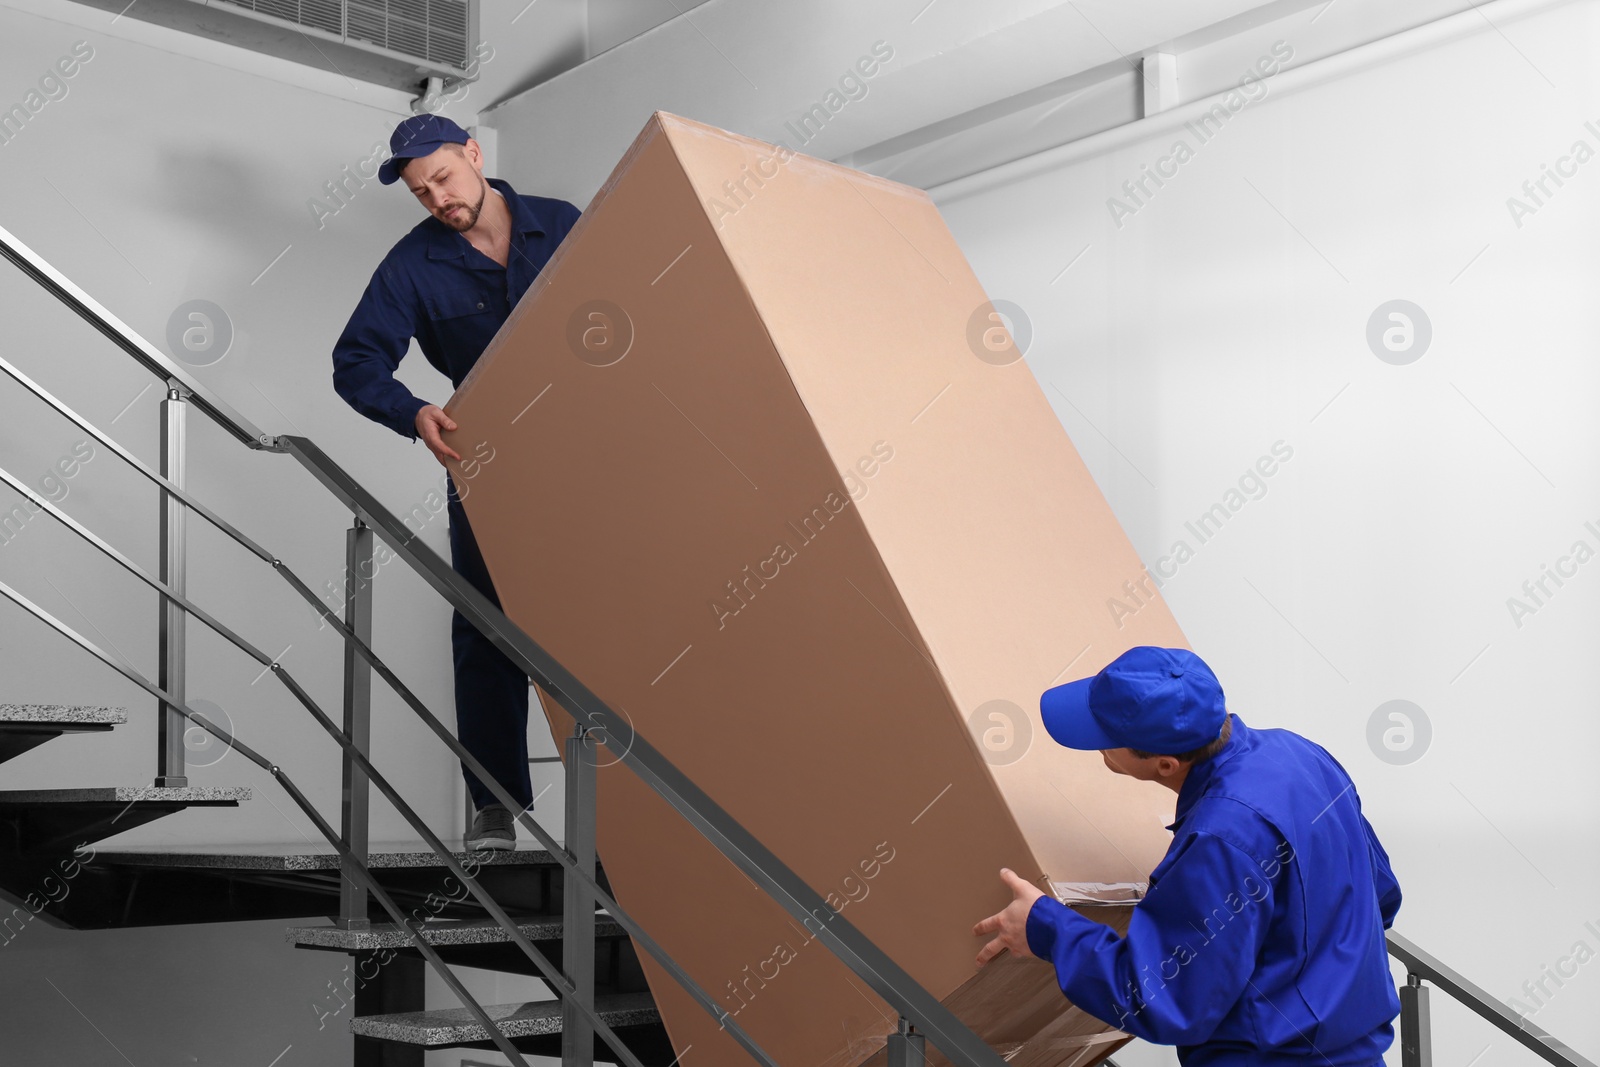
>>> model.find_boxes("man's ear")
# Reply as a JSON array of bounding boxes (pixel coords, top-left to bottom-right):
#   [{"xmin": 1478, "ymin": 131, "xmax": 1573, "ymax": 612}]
[{"xmin": 1155, "ymin": 755, "xmax": 1185, "ymax": 779}]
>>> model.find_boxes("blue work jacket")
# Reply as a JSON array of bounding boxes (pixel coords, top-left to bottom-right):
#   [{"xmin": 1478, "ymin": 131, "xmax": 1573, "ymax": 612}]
[
  {"xmin": 331, "ymin": 176, "xmax": 581, "ymax": 441},
  {"xmin": 1026, "ymin": 714, "xmax": 1402, "ymax": 1066}
]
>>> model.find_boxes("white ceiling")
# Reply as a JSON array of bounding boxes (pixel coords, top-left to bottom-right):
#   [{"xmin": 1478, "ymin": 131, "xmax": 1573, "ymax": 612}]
[
  {"xmin": 482, "ymin": 0, "xmax": 1322, "ymax": 199},
  {"xmin": 9, "ymin": 0, "xmax": 1483, "ymax": 197},
  {"xmin": 3, "ymin": 0, "xmax": 699, "ymax": 118},
  {"xmin": 847, "ymin": 0, "xmax": 1481, "ymax": 190}
]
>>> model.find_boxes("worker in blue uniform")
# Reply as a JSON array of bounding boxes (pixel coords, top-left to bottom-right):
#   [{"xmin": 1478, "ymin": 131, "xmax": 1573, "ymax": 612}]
[
  {"xmin": 973, "ymin": 645, "xmax": 1402, "ymax": 1066},
  {"xmin": 330, "ymin": 114, "xmax": 582, "ymax": 850}
]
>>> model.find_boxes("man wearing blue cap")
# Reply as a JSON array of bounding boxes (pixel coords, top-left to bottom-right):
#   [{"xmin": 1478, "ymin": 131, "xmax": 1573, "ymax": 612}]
[
  {"xmin": 331, "ymin": 114, "xmax": 582, "ymax": 849},
  {"xmin": 973, "ymin": 646, "xmax": 1402, "ymax": 1066}
]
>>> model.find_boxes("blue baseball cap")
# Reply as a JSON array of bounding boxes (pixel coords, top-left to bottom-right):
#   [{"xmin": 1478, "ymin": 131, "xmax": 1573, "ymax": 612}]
[
  {"xmin": 378, "ymin": 113, "xmax": 471, "ymax": 185},
  {"xmin": 1040, "ymin": 646, "xmax": 1226, "ymax": 754}
]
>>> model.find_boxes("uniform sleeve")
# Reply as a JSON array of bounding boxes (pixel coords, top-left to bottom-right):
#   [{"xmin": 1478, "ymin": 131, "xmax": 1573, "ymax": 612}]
[
  {"xmin": 1361, "ymin": 813, "xmax": 1402, "ymax": 929},
  {"xmin": 331, "ymin": 259, "xmax": 429, "ymax": 441},
  {"xmin": 1024, "ymin": 831, "xmax": 1275, "ymax": 1045}
]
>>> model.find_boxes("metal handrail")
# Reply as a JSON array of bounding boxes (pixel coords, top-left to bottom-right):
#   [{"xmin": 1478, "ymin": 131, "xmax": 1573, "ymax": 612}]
[
  {"xmin": 0, "ymin": 576, "xmax": 535, "ymax": 1067},
  {"xmin": 0, "ymin": 459, "xmax": 781, "ymax": 1065},
  {"xmin": 1387, "ymin": 931, "xmax": 1598, "ymax": 1067},
  {"xmin": 0, "ymin": 465, "xmax": 279, "ymax": 669},
  {"xmin": 0, "ymin": 352, "xmax": 275, "ymax": 564},
  {"xmin": 0, "ymin": 225, "xmax": 266, "ymax": 448},
  {"xmin": 0, "ymin": 500, "xmax": 687, "ymax": 1067},
  {"xmin": 278, "ymin": 434, "xmax": 1011, "ymax": 1066},
  {"xmin": 0, "ymin": 251, "xmax": 772, "ymax": 1065},
  {"xmin": 0, "ymin": 224, "xmax": 1006, "ymax": 1065}
]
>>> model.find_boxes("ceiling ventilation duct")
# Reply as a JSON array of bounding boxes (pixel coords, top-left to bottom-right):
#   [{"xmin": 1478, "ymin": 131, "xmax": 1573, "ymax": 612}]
[{"xmin": 70, "ymin": 0, "xmax": 479, "ymax": 93}]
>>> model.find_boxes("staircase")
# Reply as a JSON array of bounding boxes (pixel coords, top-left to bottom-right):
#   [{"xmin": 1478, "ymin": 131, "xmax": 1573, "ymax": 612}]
[
  {"xmin": 0, "ymin": 702, "xmax": 123, "ymax": 763},
  {"xmin": 0, "ymin": 700, "xmax": 672, "ymax": 1062},
  {"xmin": 306, "ymin": 904, "xmax": 671, "ymax": 1061},
  {"xmin": 0, "ymin": 702, "xmax": 248, "ymax": 858},
  {"xmin": 349, "ymin": 993, "xmax": 666, "ymax": 1058}
]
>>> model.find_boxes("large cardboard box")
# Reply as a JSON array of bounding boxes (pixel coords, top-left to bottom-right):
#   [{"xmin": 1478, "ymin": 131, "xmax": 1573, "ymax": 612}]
[{"xmin": 445, "ymin": 112, "xmax": 1190, "ymax": 1066}]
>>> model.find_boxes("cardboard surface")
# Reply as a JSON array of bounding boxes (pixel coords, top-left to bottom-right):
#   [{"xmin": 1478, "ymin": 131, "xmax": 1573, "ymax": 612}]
[{"xmin": 445, "ymin": 112, "xmax": 1190, "ymax": 1066}]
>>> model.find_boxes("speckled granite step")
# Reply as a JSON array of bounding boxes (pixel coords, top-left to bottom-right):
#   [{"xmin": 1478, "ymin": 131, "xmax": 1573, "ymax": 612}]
[
  {"xmin": 0, "ymin": 703, "xmax": 127, "ymax": 724},
  {"xmin": 0, "ymin": 786, "xmax": 249, "ymax": 803},
  {"xmin": 93, "ymin": 841, "xmax": 556, "ymax": 870},
  {"xmin": 351, "ymin": 991, "xmax": 658, "ymax": 1045},
  {"xmin": 289, "ymin": 914, "xmax": 624, "ymax": 951},
  {"xmin": 0, "ymin": 704, "xmax": 126, "ymax": 764},
  {"xmin": 0, "ymin": 786, "xmax": 249, "ymax": 851},
  {"xmin": 82, "ymin": 842, "xmax": 580, "ymax": 923}
]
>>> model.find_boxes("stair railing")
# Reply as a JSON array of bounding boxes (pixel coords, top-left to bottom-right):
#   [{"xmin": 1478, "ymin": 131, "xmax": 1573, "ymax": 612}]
[
  {"xmin": 1387, "ymin": 931, "xmax": 1596, "ymax": 1067},
  {"xmin": 0, "ymin": 222, "xmax": 1007, "ymax": 1067},
  {"xmin": 0, "ymin": 575, "xmax": 546, "ymax": 1067},
  {"xmin": 0, "ymin": 425, "xmax": 788, "ymax": 1066}
]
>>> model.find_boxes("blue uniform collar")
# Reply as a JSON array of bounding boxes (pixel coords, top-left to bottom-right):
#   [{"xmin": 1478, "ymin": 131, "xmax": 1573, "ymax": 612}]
[
  {"xmin": 424, "ymin": 176, "xmax": 546, "ymax": 261},
  {"xmin": 1167, "ymin": 712, "xmax": 1249, "ymax": 830}
]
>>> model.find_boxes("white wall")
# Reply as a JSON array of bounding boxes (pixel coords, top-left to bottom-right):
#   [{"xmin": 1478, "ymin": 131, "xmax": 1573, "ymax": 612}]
[
  {"xmin": 929, "ymin": 1, "xmax": 1600, "ymax": 1065},
  {"xmin": 0, "ymin": 1, "xmax": 580, "ymax": 1062},
  {"xmin": 586, "ymin": 0, "xmax": 715, "ymax": 58},
  {"xmin": 0, "ymin": 0, "xmax": 513, "ymax": 852}
]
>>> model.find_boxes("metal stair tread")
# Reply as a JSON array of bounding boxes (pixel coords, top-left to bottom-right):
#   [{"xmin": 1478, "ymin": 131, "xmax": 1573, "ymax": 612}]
[
  {"xmin": 350, "ymin": 991, "xmax": 658, "ymax": 1044},
  {"xmin": 0, "ymin": 786, "xmax": 250, "ymax": 803},
  {"xmin": 0, "ymin": 704, "xmax": 127, "ymax": 725},
  {"xmin": 91, "ymin": 840, "xmax": 559, "ymax": 870},
  {"xmin": 289, "ymin": 914, "xmax": 625, "ymax": 950}
]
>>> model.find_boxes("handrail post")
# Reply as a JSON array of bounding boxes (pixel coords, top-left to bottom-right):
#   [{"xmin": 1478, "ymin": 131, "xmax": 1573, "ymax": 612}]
[
  {"xmin": 1400, "ymin": 973, "xmax": 1432, "ymax": 1067},
  {"xmin": 338, "ymin": 518, "xmax": 374, "ymax": 930},
  {"xmin": 155, "ymin": 384, "xmax": 188, "ymax": 786},
  {"xmin": 563, "ymin": 723, "xmax": 596, "ymax": 1067},
  {"xmin": 888, "ymin": 1017, "xmax": 927, "ymax": 1067}
]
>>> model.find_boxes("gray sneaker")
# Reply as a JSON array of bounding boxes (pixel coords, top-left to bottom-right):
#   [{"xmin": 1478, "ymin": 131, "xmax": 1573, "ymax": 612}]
[{"xmin": 467, "ymin": 804, "xmax": 516, "ymax": 851}]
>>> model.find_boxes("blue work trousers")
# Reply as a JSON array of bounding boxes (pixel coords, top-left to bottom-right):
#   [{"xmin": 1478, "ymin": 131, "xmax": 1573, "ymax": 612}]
[{"xmin": 446, "ymin": 490, "xmax": 533, "ymax": 813}]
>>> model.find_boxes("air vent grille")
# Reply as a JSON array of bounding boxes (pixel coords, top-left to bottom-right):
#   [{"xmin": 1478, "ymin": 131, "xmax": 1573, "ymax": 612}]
[{"xmin": 212, "ymin": 0, "xmax": 471, "ymax": 69}]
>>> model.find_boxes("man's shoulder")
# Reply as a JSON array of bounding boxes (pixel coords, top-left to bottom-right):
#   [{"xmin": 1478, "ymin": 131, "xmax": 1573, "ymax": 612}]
[
  {"xmin": 1180, "ymin": 723, "xmax": 1309, "ymax": 849},
  {"xmin": 1230, "ymin": 719, "xmax": 1344, "ymax": 775},
  {"xmin": 363, "ymin": 216, "xmax": 449, "ymax": 294},
  {"xmin": 1246, "ymin": 725, "xmax": 1354, "ymax": 792},
  {"xmin": 515, "ymin": 192, "xmax": 581, "ymax": 228},
  {"xmin": 1192, "ymin": 723, "xmax": 1361, "ymax": 847},
  {"xmin": 1179, "ymin": 795, "xmax": 1283, "ymax": 863},
  {"xmin": 380, "ymin": 215, "xmax": 446, "ymax": 262},
  {"xmin": 486, "ymin": 177, "xmax": 580, "ymax": 236},
  {"xmin": 516, "ymin": 191, "xmax": 579, "ymax": 211}
]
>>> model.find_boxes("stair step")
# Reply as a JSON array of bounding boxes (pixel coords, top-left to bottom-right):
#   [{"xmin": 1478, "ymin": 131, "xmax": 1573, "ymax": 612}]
[
  {"xmin": 0, "ymin": 703, "xmax": 127, "ymax": 724},
  {"xmin": 58, "ymin": 842, "xmax": 585, "ymax": 927},
  {"xmin": 351, "ymin": 991, "xmax": 658, "ymax": 1046},
  {"xmin": 92, "ymin": 841, "xmax": 557, "ymax": 870},
  {"xmin": 0, "ymin": 786, "xmax": 249, "ymax": 851},
  {"xmin": 0, "ymin": 704, "xmax": 126, "ymax": 764},
  {"xmin": 0, "ymin": 786, "xmax": 248, "ymax": 803},
  {"xmin": 288, "ymin": 914, "xmax": 624, "ymax": 951}
]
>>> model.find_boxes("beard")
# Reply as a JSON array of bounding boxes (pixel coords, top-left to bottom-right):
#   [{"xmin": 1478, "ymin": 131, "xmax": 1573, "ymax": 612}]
[{"xmin": 440, "ymin": 177, "xmax": 488, "ymax": 231}]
